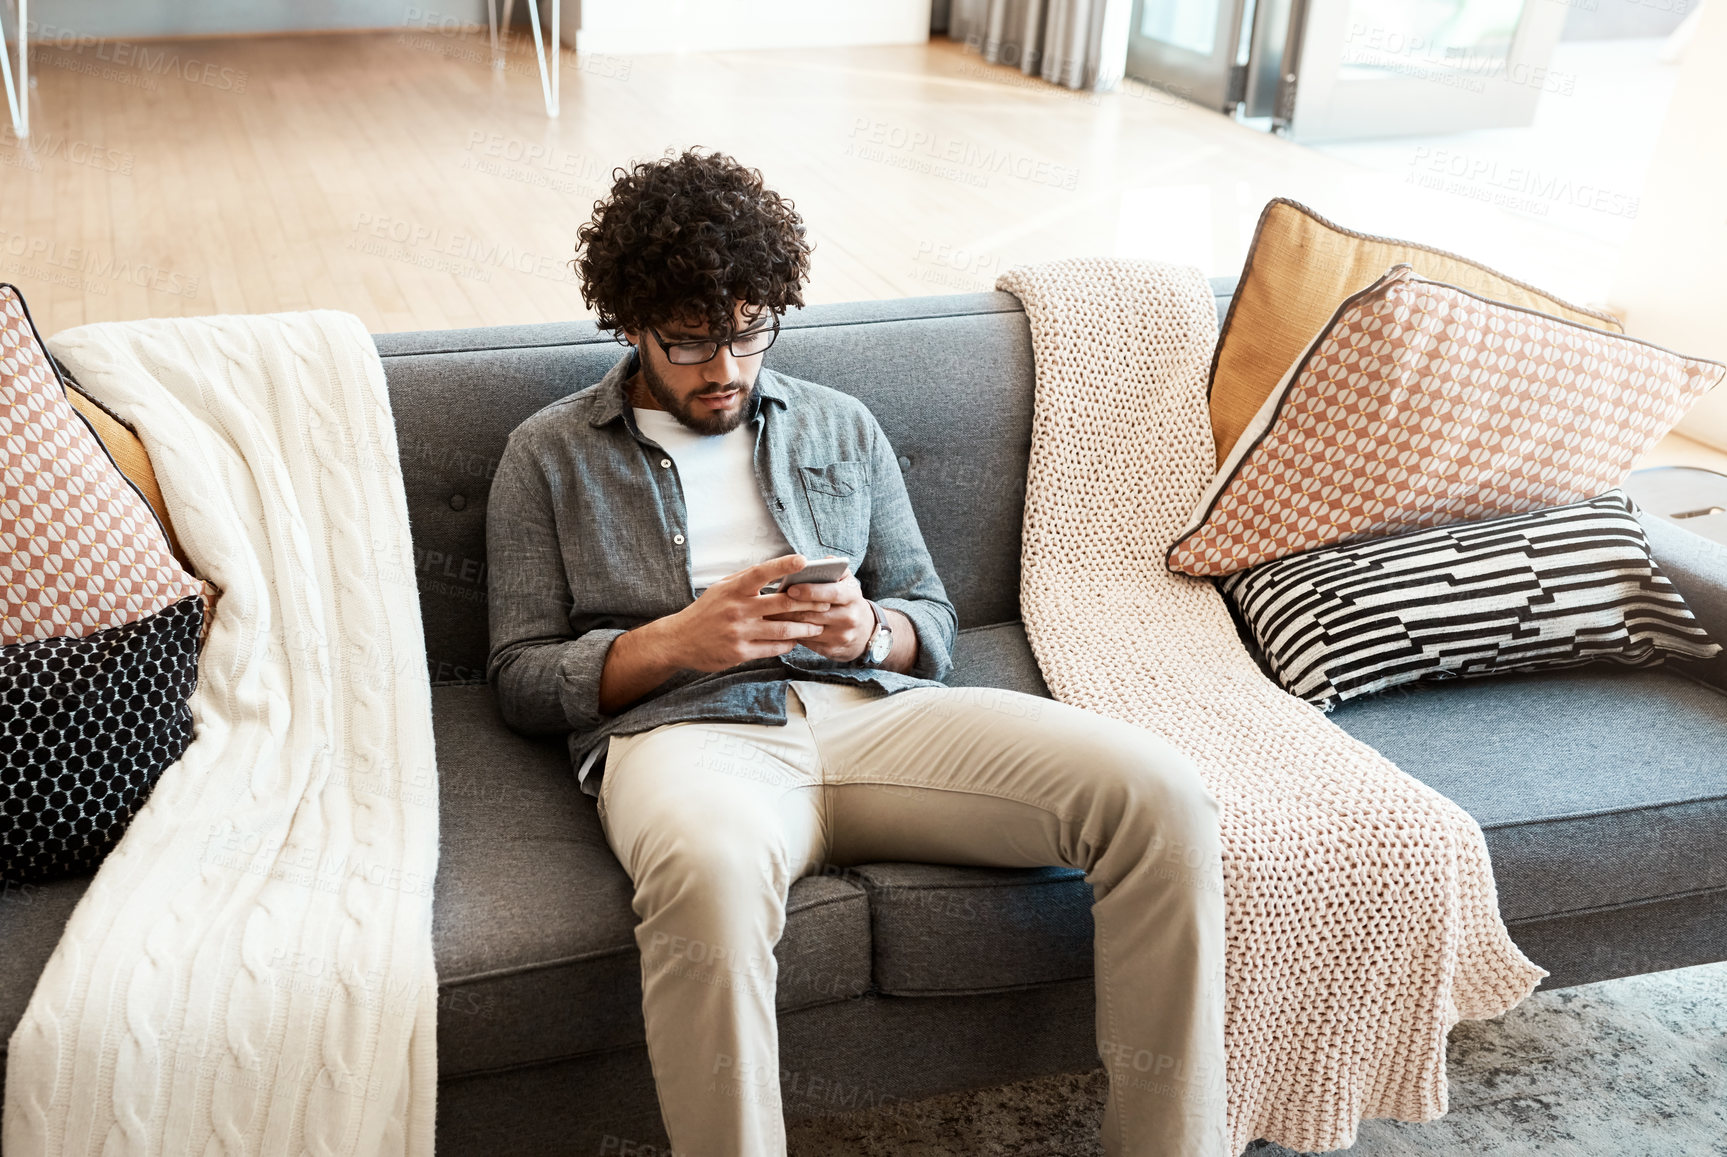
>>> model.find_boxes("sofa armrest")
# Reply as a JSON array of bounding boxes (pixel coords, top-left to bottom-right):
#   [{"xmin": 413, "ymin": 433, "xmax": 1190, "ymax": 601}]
[{"xmin": 1640, "ymin": 510, "xmax": 1727, "ymax": 692}]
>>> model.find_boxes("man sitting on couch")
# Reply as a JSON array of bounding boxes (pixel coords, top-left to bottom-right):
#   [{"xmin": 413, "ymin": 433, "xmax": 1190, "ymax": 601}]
[{"xmin": 485, "ymin": 148, "xmax": 1228, "ymax": 1157}]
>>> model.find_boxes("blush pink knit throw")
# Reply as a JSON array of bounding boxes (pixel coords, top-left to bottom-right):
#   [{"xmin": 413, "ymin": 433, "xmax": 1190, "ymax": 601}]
[{"xmin": 999, "ymin": 258, "xmax": 1546, "ymax": 1154}]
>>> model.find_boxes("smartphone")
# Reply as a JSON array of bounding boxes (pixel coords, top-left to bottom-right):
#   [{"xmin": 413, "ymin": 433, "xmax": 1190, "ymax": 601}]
[{"xmin": 759, "ymin": 556, "xmax": 851, "ymax": 595}]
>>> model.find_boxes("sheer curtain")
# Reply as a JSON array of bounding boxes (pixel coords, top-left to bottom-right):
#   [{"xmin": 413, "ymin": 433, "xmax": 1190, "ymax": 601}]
[{"xmin": 946, "ymin": 0, "xmax": 1123, "ymax": 90}]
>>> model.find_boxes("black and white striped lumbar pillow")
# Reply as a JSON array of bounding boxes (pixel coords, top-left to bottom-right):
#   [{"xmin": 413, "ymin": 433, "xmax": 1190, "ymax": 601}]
[{"xmin": 1221, "ymin": 491, "xmax": 1721, "ymax": 710}]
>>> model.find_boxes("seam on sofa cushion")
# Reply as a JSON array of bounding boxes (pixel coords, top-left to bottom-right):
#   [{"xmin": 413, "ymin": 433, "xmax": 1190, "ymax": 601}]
[
  {"xmin": 1670, "ymin": 664, "xmax": 1727, "ymax": 698},
  {"xmin": 1502, "ymin": 881, "xmax": 1727, "ymax": 924},
  {"xmin": 1478, "ymin": 792, "xmax": 1727, "ymax": 830},
  {"xmin": 852, "ymin": 870, "xmax": 1085, "ymax": 892},
  {"xmin": 438, "ymin": 889, "xmax": 867, "ymax": 987},
  {"xmin": 874, "ymin": 975, "xmax": 1094, "ymax": 998},
  {"xmin": 955, "ymin": 621, "xmax": 1035, "ymax": 638}
]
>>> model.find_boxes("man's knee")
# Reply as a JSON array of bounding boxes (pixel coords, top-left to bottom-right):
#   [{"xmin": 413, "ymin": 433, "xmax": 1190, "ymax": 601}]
[
  {"xmin": 632, "ymin": 830, "xmax": 789, "ymax": 980},
  {"xmin": 1089, "ymin": 734, "xmax": 1219, "ymax": 841}
]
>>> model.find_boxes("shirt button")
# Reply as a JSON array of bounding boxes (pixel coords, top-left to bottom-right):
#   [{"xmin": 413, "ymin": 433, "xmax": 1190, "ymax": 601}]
[
  {"xmin": 660, "ymin": 458, "xmax": 672, "ymax": 468},
  {"xmin": 673, "ymin": 533, "xmax": 685, "ymax": 545}
]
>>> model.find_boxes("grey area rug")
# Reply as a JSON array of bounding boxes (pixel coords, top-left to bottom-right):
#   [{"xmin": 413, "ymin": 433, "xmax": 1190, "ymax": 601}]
[{"xmin": 786, "ymin": 962, "xmax": 1727, "ymax": 1156}]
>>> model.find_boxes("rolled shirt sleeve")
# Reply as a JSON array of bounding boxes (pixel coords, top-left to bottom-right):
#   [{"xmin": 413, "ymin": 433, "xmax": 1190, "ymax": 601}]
[{"xmin": 485, "ymin": 439, "xmax": 623, "ymax": 734}]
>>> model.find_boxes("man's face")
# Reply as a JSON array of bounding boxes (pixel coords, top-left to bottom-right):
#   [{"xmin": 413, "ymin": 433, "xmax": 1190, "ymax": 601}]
[{"xmin": 626, "ymin": 301, "xmax": 774, "ymax": 436}]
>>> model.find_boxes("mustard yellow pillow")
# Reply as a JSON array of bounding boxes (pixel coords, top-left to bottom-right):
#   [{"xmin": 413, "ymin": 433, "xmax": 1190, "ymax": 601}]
[
  {"xmin": 60, "ymin": 375, "xmax": 190, "ymax": 564},
  {"xmin": 55, "ymin": 358, "xmax": 219, "ymax": 641},
  {"xmin": 1208, "ymin": 198, "xmax": 1624, "ymax": 464}
]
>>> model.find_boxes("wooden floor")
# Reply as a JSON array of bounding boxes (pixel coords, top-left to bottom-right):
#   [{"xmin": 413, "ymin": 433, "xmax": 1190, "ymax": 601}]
[{"xmin": 3, "ymin": 28, "xmax": 1722, "ymax": 468}]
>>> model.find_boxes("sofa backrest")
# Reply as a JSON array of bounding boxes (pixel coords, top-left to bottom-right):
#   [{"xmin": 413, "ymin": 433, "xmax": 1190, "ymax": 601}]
[{"xmin": 375, "ymin": 283, "xmax": 1236, "ymax": 683}]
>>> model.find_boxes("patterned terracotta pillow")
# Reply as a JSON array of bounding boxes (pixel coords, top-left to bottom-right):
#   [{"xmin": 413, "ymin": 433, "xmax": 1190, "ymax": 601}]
[
  {"xmin": 1168, "ymin": 265, "xmax": 1725, "ymax": 577},
  {"xmin": 0, "ymin": 284, "xmax": 206, "ymax": 644},
  {"xmin": 1207, "ymin": 198, "xmax": 1623, "ymax": 463}
]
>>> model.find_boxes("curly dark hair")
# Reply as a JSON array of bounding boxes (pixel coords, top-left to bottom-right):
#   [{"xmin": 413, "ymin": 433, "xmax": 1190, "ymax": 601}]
[{"xmin": 575, "ymin": 149, "xmax": 814, "ymax": 340}]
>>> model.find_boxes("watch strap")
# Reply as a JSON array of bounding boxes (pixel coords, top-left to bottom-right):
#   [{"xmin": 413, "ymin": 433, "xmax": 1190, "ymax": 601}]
[{"xmin": 862, "ymin": 599, "xmax": 892, "ymax": 666}]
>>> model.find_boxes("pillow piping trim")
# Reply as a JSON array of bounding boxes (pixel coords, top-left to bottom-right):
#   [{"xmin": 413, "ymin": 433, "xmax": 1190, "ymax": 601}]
[
  {"xmin": 54, "ymin": 353, "xmax": 140, "ymax": 434},
  {"xmin": 1170, "ymin": 267, "xmax": 1401, "ymax": 571},
  {"xmin": 1, "ymin": 282, "xmax": 183, "ymax": 555},
  {"xmin": 1170, "ymin": 265, "xmax": 1727, "ymax": 574},
  {"xmin": 1204, "ymin": 196, "xmax": 1628, "ymax": 408}
]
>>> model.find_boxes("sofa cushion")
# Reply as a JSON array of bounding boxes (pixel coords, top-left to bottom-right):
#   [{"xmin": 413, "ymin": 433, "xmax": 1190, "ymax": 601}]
[
  {"xmin": 431, "ymin": 684, "xmax": 873, "ymax": 1078},
  {"xmin": 863, "ymin": 621, "xmax": 1088, "ymax": 996},
  {"xmin": 848, "ymin": 862, "xmax": 1094, "ymax": 995},
  {"xmin": 1331, "ymin": 666, "xmax": 1727, "ymax": 923},
  {"xmin": 0, "ymin": 871, "xmax": 90, "ymax": 1066},
  {"xmin": 948, "ymin": 620, "xmax": 1053, "ymax": 697}
]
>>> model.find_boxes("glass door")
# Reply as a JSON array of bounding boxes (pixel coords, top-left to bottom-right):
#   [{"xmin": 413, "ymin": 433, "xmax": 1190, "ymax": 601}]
[
  {"xmin": 1281, "ymin": 0, "xmax": 1568, "ymax": 140},
  {"xmin": 1126, "ymin": 0, "xmax": 1253, "ymax": 113}
]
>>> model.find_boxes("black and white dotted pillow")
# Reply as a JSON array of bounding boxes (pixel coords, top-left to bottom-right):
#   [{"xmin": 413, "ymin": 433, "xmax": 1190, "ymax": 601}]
[{"xmin": 1, "ymin": 592, "xmax": 202, "ymax": 883}]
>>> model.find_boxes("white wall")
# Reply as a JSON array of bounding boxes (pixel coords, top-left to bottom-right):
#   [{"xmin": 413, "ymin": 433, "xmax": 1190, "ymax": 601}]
[
  {"xmin": 27, "ymin": 0, "xmax": 486, "ymax": 39},
  {"xmin": 1611, "ymin": 1, "xmax": 1727, "ymax": 451},
  {"xmin": 573, "ymin": 0, "xmax": 931, "ymax": 55}
]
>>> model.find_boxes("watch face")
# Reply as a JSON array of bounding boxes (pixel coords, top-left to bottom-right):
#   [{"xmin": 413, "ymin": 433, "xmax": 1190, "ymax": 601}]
[{"xmin": 867, "ymin": 627, "xmax": 892, "ymax": 663}]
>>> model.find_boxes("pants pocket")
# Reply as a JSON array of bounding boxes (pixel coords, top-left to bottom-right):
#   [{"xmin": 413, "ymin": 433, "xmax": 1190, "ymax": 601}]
[{"xmin": 595, "ymin": 736, "xmax": 619, "ymax": 828}]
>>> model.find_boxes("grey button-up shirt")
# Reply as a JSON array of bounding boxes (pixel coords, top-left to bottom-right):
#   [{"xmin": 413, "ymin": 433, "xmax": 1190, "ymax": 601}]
[{"xmin": 485, "ymin": 350, "xmax": 958, "ymax": 796}]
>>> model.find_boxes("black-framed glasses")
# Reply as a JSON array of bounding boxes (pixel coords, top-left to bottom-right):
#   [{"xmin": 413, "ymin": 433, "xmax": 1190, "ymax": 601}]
[{"xmin": 645, "ymin": 316, "xmax": 780, "ymax": 365}]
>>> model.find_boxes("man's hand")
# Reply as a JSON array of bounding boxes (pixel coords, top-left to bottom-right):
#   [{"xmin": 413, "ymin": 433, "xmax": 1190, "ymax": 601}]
[
  {"xmin": 597, "ymin": 555, "xmax": 838, "ymax": 714},
  {"xmin": 668, "ymin": 554, "xmax": 845, "ymax": 671},
  {"xmin": 762, "ymin": 564, "xmax": 874, "ymax": 663}
]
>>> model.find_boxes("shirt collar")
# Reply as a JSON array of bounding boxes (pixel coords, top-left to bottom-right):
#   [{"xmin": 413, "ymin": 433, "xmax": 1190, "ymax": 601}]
[{"xmin": 587, "ymin": 348, "xmax": 789, "ymax": 428}]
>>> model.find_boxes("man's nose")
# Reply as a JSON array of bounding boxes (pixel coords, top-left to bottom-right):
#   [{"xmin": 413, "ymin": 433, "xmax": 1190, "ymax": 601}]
[{"xmin": 705, "ymin": 347, "xmax": 740, "ymax": 384}]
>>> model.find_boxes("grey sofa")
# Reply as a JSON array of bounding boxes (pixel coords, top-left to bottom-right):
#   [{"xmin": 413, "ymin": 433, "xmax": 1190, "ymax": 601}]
[{"xmin": 4, "ymin": 282, "xmax": 1726, "ymax": 1156}]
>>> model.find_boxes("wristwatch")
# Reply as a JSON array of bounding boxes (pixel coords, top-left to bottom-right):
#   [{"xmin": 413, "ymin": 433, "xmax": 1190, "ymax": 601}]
[{"xmin": 859, "ymin": 600, "xmax": 894, "ymax": 667}]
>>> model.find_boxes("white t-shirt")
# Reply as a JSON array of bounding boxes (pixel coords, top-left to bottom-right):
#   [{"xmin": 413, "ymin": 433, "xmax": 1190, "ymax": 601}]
[{"xmin": 631, "ymin": 405, "xmax": 794, "ymax": 593}]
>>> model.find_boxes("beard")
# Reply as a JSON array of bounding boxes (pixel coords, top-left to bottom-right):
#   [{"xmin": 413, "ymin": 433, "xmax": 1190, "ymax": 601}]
[{"xmin": 639, "ymin": 352, "xmax": 754, "ymax": 436}]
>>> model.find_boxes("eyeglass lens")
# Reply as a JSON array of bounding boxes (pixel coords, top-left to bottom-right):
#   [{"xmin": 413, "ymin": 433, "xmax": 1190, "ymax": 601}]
[{"xmin": 665, "ymin": 323, "xmax": 777, "ymax": 365}]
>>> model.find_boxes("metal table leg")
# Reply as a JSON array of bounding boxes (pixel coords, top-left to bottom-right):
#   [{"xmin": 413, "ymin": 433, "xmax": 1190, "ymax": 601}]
[
  {"xmin": 525, "ymin": 0, "xmax": 559, "ymax": 118},
  {"xmin": 485, "ymin": 0, "xmax": 559, "ymax": 117},
  {"xmin": 1, "ymin": 0, "xmax": 29, "ymax": 140}
]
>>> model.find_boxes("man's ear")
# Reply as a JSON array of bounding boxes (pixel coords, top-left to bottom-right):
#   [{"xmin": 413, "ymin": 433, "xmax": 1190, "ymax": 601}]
[{"xmin": 621, "ymin": 329, "xmax": 640, "ymax": 348}]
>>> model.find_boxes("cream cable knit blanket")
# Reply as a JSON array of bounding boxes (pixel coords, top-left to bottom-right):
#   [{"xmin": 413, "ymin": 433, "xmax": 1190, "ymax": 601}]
[
  {"xmin": 5, "ymin": 312, "xmax": 438, "ymax": 1155},
  {"xmin": 1000, "ymin": 259, "xmax": 1546, "ymax": 1154}
]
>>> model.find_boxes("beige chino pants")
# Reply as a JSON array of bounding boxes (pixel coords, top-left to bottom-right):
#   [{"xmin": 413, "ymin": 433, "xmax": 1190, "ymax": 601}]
[{"xmin": 597, "ymin": 679, "xmax": 1228, "ymax": 1157}]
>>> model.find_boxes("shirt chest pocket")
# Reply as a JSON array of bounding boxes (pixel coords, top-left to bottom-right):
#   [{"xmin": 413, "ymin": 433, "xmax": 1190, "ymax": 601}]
[{"xmin": 798, "ymin": 460, "xmax": 871, "ymax": 557}]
